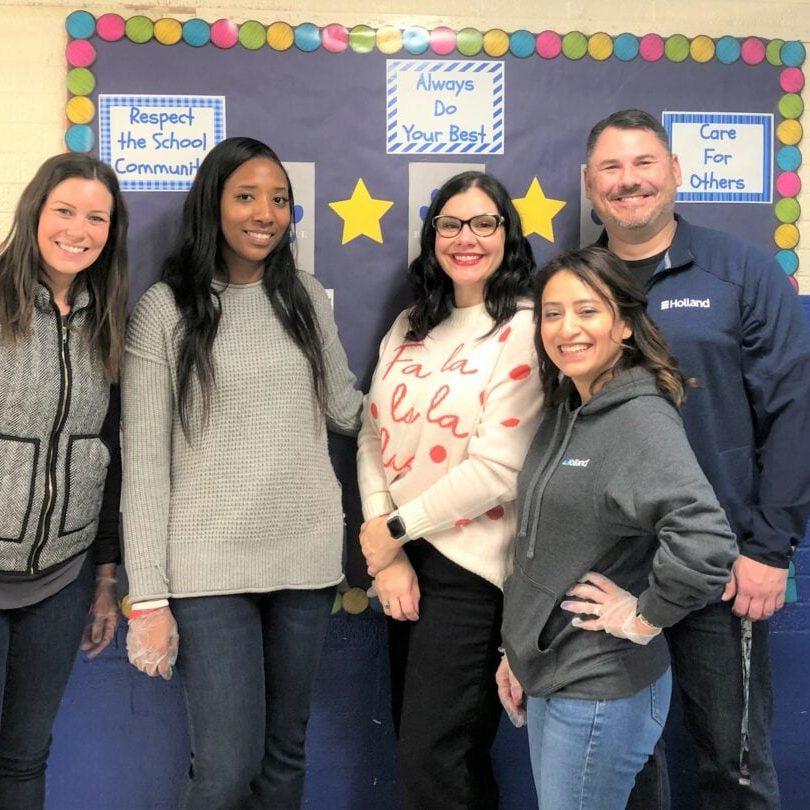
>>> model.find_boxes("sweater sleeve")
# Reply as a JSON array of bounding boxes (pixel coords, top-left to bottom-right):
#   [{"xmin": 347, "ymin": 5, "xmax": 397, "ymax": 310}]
[
  {"xmin": 121, "ymin": 286, "xmax": 175, "ymax": 601},
  {"xmin": 300, "ymin": 272, "xmax": 363, "ymax": 437},
  {"xmin": 396, "ymin": 311, "xmax": 542, "ymax": 540},
  {"xmin": 356, "ymin": 322, "xmax": 400, "ymax": 520},
  {"xmin": 603, "ymin": 406, "xmax": 738, "ymax": 628},
  {"xmin": 739, "ymin": 254, "xmax": 810, "ymax": 566}
]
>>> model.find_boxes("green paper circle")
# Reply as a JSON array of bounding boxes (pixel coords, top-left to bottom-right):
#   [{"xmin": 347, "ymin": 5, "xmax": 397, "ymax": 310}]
[{"xmin": 66, "ymin": 67, "xmax": 95, "ymax": 96}]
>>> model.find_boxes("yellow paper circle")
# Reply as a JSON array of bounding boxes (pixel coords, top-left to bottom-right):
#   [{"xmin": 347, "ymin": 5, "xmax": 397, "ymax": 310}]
[
  {"xmin": 588, "ymin": 32, "xmax": 613, "ymax": 61},
  {"xmin": 66, "ymin": 95, "xmax": 95, "ymax": 124},
  {"xmin": 267, "ymin": 21, "xmax": 294, "ymax": 51},
  {"xmin": 689, "ymin": 35, "xmax": 715, "ymax": 63},
  {"xmin": 154, "ymin": 18, "xmax": 182, "ymax": 45},
  {"xmin": 774, "ymin": 223, "xmax": 800, "ymax": 249},
  {"xmin": 483, "ymin": 29, "xmax": 509, "ymax": 57},
  {"xmin": 777, "ymin": 119, "xmax": 802, "ymax": 145},
  {"xmin": 342, "ymin": 587, "xmax": 369, "ymax": 615}
]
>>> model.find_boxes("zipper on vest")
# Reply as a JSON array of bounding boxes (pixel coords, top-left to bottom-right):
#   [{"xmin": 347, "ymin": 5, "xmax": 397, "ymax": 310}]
[{"xmin": 27, "ymin": 309, "xmax": 73, "ymax": 574}]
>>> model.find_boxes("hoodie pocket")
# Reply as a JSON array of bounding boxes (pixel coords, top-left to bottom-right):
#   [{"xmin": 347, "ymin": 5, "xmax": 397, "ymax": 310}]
[
  {"xmin": 59, "ymin": 435, "xmax": 111, "ymax": 535},
  {"xmin": 502, "ymin": 564, "xmax": 560, "ymax": 690},
  {"xmin": 0, "ymin": 435, "xmax": 39, "ymax": 542}
]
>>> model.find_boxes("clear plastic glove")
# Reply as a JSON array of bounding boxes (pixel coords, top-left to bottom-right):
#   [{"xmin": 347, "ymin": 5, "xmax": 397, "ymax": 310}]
[
  {"xmin": 560, "ymin": 570, "xmax": 661, "ymax": 646},
  {"xmin": 80, "ymin": 576, "xmax": 120, "ymax": 658},
  {"xmin": 126, "ymin": 606, "xmax": 179, "ymax": 680},
  {"xmin": 495, "ymin": 654, "xmax": 526, "ymax": 728}
]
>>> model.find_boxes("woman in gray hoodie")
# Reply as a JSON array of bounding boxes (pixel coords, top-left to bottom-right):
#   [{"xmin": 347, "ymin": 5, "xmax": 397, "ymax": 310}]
[{"xmin": 499, "ymin": 246, "xmax": 737, "ymax": 810}]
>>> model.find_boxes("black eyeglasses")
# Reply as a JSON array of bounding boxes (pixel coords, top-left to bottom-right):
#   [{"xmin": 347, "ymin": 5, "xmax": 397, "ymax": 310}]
[{"xmin": 432, "ymin": 213, "xmax": 505, "ymax": 238}]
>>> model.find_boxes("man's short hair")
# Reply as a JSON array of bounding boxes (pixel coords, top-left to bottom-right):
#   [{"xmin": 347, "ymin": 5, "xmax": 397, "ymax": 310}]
[{"xmin": 586, "ymin": 109, "xmax": 671, "ymax": 158}]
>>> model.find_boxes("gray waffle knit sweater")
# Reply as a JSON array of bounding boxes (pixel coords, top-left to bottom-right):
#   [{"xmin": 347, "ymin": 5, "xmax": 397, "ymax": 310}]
[{"xmin": 121, "ymin": 273, "xmax": 362, "ymax": 601}]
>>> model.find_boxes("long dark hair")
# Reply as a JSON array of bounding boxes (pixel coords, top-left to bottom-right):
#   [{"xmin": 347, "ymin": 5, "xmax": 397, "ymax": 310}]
[
  {"xmin": 406, "ymin": 171, "xmax": 535, "ymax": 341},
  {"xmin": 0, "ymin": 153, "xmax": 128, "ymax": 380},
  {"xmin": 161, "ymin": 136, "xmax": 326, "ymax": 434},
  {"xmin": 535, "ymin": 246, "xmax": 689, "ymax": 408}
]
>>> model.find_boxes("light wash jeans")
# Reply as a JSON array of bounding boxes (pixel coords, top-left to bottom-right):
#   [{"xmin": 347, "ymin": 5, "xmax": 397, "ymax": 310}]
[{"xmin": 527, "ymin": 667, "xmax": 671, "ymax": 810}]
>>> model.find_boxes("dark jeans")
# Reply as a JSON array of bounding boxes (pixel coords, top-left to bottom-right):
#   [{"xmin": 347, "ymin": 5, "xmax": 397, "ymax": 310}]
[
  {"xmin": 0, "ymin": 556, "xmax": 94, "ymax": 810},
  {"xmin": 388, "ymin": 539, "xmax": 504, "ymax": 810},
  {"xmin": 172, "ymin": 587, "xmax": 334, "ymax": 810},
  {"xmin": 627, "ymin": 601, "xmax": 779, "ymax": 810}
]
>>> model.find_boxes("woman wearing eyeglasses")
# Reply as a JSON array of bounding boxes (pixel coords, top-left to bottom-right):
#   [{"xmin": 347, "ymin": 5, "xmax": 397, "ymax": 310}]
[{"xmin": 356, "ymin": 171, "xmax": 543, "ymax": 809}]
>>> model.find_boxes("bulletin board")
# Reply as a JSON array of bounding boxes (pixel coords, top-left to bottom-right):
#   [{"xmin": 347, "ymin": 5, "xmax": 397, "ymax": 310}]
[{"xmin": 63, "ymin": 12, "xmax": 806, "ymax": 595}]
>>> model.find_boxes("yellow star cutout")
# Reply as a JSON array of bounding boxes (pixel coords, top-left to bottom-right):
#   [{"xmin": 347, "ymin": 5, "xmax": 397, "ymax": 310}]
[
  {"xmin": 512, "ymin": 177, "xmax": 566, "ymax": 243},
  {"xmin": 329, "ymin": 179, "xmax": 394, "ymax": 245}
]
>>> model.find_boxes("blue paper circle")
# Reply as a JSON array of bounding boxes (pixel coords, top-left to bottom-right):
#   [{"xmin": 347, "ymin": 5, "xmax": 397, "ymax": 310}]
[
  {"xmin": 614, "ymin": 33, "xmax": 639, "ymax": 62},
  {"xmin": 182, "ymin": 19, "xmax": 211, "ymax": 47},
  {"xmin": 509, "ymin": 30, "xmax": 535, "ymax": 58},
  {"xmin": 780, "ymin": 41, "xmax": 806, "ymax": 67},
  {"xmin": 716, "ymin": 36, "xmax": 741, "ymax": 64},
  {"xmin": 294, "ymin": 23, "xmax": 321, "ymax": 52},
  {"xmin": 776, "ymin": 145, "xmax": 802, "ymax": 172},
  {"xmin": 64, "ymin": 125, "xmax": 95, "ymax": 153},
  {"xmin": 403, "ymin": 26, "xmax": 429, "ymax": 55},
  {"xmin": 775, "ymin": 249, "xmax": 799, "ymax": 275},
  {"xmin": 66, "ymin": 10, "xmax": 96, "ymax": 39}
]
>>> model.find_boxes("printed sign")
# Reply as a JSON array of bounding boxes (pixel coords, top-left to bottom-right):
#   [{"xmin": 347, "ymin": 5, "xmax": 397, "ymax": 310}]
[
  {"xmin": 663, "ymin": 111, "xmax": 773, "ymax": 203},
  {"xmin": 99, "ymin": 94, "xmax": 225, "ymax": 191},
  {"xmin": 387, "ymin": 61, "xmax": 504, "ymax": 155}
]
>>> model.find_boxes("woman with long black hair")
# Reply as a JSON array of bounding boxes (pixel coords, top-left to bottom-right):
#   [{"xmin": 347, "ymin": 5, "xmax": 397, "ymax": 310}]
[{"xmin": 122, "ymin": 136, "xmax": 362, "ymax": 809}]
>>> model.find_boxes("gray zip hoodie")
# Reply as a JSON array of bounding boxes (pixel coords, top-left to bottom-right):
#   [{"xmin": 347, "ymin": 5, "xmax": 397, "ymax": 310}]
[{"xmin": 502, "ymin": 367, "xmax": 737, "ymax": 700}]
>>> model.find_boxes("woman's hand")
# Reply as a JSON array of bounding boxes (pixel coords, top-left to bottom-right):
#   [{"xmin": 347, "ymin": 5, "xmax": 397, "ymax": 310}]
[
  {"xmin": 560, "ymin": 570, "xmax": 661, "ymax": 645},
  {"xmin": 80, "ymin": 566, "xmax": 120, "ymax": 658},
  {"xmin": 360, "ymin": 515, "xmax": 403, "ymax": 576},
  {"xmin": 374, "ymin": 550, "xmax": 421, "ymax": 621},
  {"xmin": 126, "ymin": 606, "xmax": 179, "ymax": 680},
  {"xmin": 495, "ymin": 654, "xmax": 526, "ymax": 727}
]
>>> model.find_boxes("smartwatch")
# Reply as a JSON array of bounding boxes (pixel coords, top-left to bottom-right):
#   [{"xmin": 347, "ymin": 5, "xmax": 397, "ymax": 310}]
[{"xmin": 386, "ymin": 512, "xmax": 410, "ymax": 542}]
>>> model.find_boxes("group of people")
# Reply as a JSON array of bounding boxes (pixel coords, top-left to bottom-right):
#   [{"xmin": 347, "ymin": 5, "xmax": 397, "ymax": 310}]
[{"xmin": 0, "ymin": 107, "xmax": 807, "ymax": 810}]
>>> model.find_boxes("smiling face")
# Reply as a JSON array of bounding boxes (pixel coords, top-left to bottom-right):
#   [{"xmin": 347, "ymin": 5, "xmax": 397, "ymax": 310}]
[
  {"xmin": 219, "ymin": 157, "xmax": 291, "ymax": 283},
  {"xmin": 434, "ymin": 186, "xmax": 505, "ymax": 308},
  {"xmin": 540, "ymin": 269, "xmax": 632, "ymax": 402},
  {"xmin": 584, "ymin": 126, "xmax": 681, "ymax": 250},
  {"xmin": 37, "ymin": 177, "xmax": 113, "ymax": 296}
]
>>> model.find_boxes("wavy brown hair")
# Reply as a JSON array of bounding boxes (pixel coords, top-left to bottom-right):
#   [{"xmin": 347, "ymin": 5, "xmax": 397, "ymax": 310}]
[
  {"xmin": 535, "ymin": 246, "xmax": 692, "ymax": 409},
  {"xmin": 0, "ymin": 153, "xmax": 128, "ymax": 381}
]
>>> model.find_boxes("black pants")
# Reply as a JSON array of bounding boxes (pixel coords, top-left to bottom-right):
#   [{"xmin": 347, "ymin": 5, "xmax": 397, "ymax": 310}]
[{"xmin": 388, "ymin": 539, "xmax": 504, "ymax": 810}]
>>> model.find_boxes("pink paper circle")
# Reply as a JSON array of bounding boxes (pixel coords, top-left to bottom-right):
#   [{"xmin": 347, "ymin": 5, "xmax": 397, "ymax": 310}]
[
  {"xmin": 776, "ymin": 171, "xmax": 802, "ymax": 197},
  {"xmin": 536, "ymin": 30, "xmax": 562, "ymax": 59},
  {"xmin": 430, "ymin": 26, "xmax": 456, "ymax": 55},
  {"xmin": 322, "ymin": 23, "xmax": 348, "ymax": 53},
  {"xmin": 66, "ymin": 39, "xmax": 96, "ymax": 68},
  {"xmin": 639, "ymin": 34, "xmax": 664, "ymax": 61},
  {"xmin": 210, "ymin": 19, "xmax": 239, "ymax": 48},
  {"xmin": 741, "ymin": 37, "xmax": 766, "ymax": 64},
  {"xmin": 96, "ymin": 13, "xmax": 125, "ymax": 42},
  {"xmin": 780, "ymin": 67, "xmax": 805, "ymax": 93}
]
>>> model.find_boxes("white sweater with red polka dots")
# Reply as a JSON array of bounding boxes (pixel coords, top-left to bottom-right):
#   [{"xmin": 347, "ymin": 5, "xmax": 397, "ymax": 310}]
[{"xmin": 357, "ymin": 302, "xmax": 543, "ymax": 588}]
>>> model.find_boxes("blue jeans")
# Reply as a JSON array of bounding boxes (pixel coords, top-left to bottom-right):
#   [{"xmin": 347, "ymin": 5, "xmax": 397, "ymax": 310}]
[
  {"xmin": 628, "ymin": 601, "xmax": 778, "ymax": 809},
  {"xmin": 527, "ymin": 668, "xmax": 671, "ymax": 810},
  {"xmin": 0, "ymin": 556, "xmax": 94, "ymax": 810},
  {"xmin": 172, "ymin": 587, "xmax": 334, "ymax": 810}
]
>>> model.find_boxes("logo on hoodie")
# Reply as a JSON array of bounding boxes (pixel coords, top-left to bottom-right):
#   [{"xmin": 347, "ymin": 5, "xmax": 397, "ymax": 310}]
[
  {"xmin": 660, "ymin": 298, "xmax": 711, "ymax": 311},
  {"xmin": 561, "ymin": 457, "xmax": 590, "ymax": 467}
]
